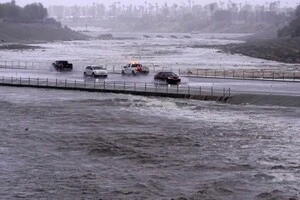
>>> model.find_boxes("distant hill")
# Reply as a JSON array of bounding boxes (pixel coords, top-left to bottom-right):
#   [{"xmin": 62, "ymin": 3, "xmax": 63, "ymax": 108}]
[
  {"xmin": 0, "ymin": 22, "xmax": 89, "ymax": 43},
  {"xmin": 221, "ymin": 37, "xmax": 300, "ymax": 63}
]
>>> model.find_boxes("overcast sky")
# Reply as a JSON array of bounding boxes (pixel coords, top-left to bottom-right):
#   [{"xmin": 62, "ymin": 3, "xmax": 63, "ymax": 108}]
[{"xmin": 0, "ymin": 0, "xmax": 299, "ymax": 7}]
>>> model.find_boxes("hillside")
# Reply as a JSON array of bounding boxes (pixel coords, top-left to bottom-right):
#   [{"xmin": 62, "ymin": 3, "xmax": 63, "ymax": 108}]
[
  {"xmin": 0, "ymin": 23, "xmax": 89, "ymax": 43},
  {"xmin": 221, "ymin": 37, "xmax": 300, "ymax": 63}
]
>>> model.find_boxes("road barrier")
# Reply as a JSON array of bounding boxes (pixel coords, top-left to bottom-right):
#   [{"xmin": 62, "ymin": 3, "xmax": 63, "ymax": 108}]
[
  {"xmin": 180, "ymin": 68, "xmax": 300, "ymax": 82},
  {"xmin": 1, "ymin": 60, "xmax": 299, "ymax": 82},
  {"xmin": 0, "ymin": 76, "xmax": 231, "ymax": 102}
]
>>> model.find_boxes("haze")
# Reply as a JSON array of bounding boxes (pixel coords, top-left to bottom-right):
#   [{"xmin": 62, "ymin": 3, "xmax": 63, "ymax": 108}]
[{"xmin": 1, "ymin": 0, "xmax": 299, "ymax": 7}]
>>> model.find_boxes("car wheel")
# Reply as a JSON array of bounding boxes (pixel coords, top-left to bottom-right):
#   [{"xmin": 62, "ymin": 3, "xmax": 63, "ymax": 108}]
[
  {"xmin": 121, "ymin": 70, "xmax": 125, "ymax": 75},
  {"xmin": 92, "ymin": 73, "xmax": 96, "ymax": 78},
  {"xmin": 83, "ymin": 72, "xmax": 87, "ymax": 77},
  {"xmin": 132, "ymin": 71, "xmax": 136, "ymax": 76}
]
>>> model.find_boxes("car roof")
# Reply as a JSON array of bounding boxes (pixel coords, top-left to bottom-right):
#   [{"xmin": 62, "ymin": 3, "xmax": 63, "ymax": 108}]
[{"xmin": 157, "ymin": 71, "xmax": 175, "ymax": 74}]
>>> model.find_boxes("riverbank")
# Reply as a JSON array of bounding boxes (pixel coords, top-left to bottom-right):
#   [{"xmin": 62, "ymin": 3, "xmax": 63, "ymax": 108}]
[
  {"xmin": 0, "ymin": 23, "xmax": 90, "ymax": 44},
  {"xmin": 221, "ymin": 37, "xmax": 300, "ymax": 64},
  {"xmin": 227, "ymin": 94, "xmax": 300, "ymax": 107},
  {"xmin": 192, "ymin": 37, "xmax": 300, "ymax": 64},
  {"xmin": 0, "ymin": 44, "xmax": 42, "ymax": 50}
]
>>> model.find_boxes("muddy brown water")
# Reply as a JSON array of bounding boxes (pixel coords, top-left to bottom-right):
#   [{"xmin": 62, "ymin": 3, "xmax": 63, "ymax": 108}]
[{"xmin": 0, "ymin": 87, "xmax": 300, "ymax": 200}]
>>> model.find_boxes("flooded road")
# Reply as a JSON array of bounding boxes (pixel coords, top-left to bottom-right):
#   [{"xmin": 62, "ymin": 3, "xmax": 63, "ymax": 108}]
[{"xmin": 0, "ymin": 87, "xmax": 300, "ymax": 199}]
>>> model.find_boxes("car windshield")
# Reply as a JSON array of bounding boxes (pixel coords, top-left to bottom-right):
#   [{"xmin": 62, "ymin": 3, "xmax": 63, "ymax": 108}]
[
  {"xmin": 163, "ymin": 72, "xmax": 177, "ymax": 76},
  {"xmin": 132, "ymin": 64, "xmax": 142, "ymax": 68},
  {"xmin": 92, "ymin": 66, "xmax": 105, "ymax": 70},
  {"xmin": 58, "ymin": 61, "xmax": 68, "ymax": 64}
]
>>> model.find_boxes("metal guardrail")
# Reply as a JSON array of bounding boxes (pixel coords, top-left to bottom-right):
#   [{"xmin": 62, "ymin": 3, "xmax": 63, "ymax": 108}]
[
  {"xmin": 1, "ymin": 60, "xmax": 298, "ymax": 81},
  {"xmin": 0, "ymin": 61, "xmax": 178, "ymax": 73},
  {"xmin": 180, "ymin": 68, "xmax": 300, "ymax": 82},
  {"xmin": 0, "ymin": 61, "xmax": 300, "ymax": 81},
  {"xmin": 0, "ymin": 76, "xmax": 231, "ymax": 100}
]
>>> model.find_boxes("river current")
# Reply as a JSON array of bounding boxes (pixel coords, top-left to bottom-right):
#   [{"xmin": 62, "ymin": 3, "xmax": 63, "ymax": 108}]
[
  {"xmin": 0, "ymin": 87, "xmax": 300, "ymax": 200},
  {"xmin": 0, "ymin": 33, "xmax": 300, "ymax": 199}
]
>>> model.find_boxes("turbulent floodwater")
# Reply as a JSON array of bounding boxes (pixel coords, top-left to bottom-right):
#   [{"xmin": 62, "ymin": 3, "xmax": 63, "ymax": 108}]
[
  {"xmin": 1, "ymin": 32, "xmax": 298, "ymax": 71},
  {"xmin": 1, "ymin": 33, "xmax": 300, "ymax": 199},
  {"xmin": 0, "ymin": 87, "xmax": 300, "ymax": 200}
]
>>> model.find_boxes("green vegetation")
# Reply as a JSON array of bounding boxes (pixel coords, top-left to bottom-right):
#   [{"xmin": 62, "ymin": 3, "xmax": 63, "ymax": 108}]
[
  {"xmin": 278, "ymin": 5, "xmax": 300, "ymax": 38},
  {"xmin": 0, "ymin": 0, "xmax": 47, "ymax": 22},
  {"xmin": 0, "ymin": 1, "xmax": 89, "ymax": 43}
]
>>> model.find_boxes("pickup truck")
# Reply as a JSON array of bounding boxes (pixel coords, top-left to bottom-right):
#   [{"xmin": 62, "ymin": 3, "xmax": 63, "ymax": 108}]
[
  {"xmin": 121, "ymin": 62, "xmax": 149, "ymax": 76},
  {"xmin": 52, "ymin": 60, "xmax": 73, "ymax": 72}
]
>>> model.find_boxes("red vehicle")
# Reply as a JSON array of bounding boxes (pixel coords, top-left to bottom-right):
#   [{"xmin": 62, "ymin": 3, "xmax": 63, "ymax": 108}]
[{"xmin": 121, "ymin": 62, "xmax": 150, "ymax": 75}]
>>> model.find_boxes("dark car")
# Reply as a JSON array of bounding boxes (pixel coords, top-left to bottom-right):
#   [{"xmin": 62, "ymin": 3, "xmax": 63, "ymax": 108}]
[
  {"xmin": 52, "ymin": 60, "xmax": 73, "ymax": 72},
  {"xmin": 154, "ymin": 72, "xmax": 181, "ymax": 84}
]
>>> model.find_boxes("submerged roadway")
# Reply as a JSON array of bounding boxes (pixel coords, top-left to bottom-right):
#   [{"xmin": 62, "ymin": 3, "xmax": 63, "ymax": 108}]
[{"xmin": 0, "ymin": 68, "xmax": 299, "ymax": 97}]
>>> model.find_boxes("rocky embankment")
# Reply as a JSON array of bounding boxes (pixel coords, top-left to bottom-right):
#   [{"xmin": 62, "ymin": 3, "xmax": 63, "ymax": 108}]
[
  {"xmin": 0, "ymin": 23, "xmax": 89, "ymax": 44},
  {"xmin": 192, "ymin": 37, "xmax": 300, "ymax": 64},
  {"xmin": 221, "ymin": 37, "xmax": 300, "ymax": 63}
]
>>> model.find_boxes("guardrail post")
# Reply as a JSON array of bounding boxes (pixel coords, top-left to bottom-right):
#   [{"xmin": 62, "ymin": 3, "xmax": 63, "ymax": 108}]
[
  {"xmin": 273, "ymin": 72, "xmax": 275, "ymax": 80},
  {"xmin": 47, "ymin": 78, "xmax": 48, "ymax": 86},
  {"xmin": 37, "ymin": 78, "xmax": 39, "ymax": 86},
  {"xmin": 293, "ymin": 73, "xmax": 295, "ymax": 81},
  {"xmin": 243, "ymin": 70, "xmax": 245, "ymax": 79},
  {"xmin": 75, "ymin": 80, "xmax": 76, "ymax": 88},
  {"xmin": 11, "ymin": 76, "xmax": 12, "ymax": 84},
  {"xmin": 233, "ymin": 70, "xmax": 235, "ymax": 79},
  {"xmin": 262, "ymin": 70, "xmax": 264, "ymax": 79},
  {"xmin": 114, "ymin": 82, "xmax": 116, "ymax": 90},
  {"xmin": 145, "ymin": 83, "xmax": 147, "ymax": 92},
  {"xmin": 19, "ymin": 77, "xmax": 21, "ymax": 84},
  {"xmin": 177, "ymin": 84, "xmax": 179, "ymax": 94},
  {"xmin": 123, "ymin": 82, "xmax": 126, "ymax": 91},
  {"xmin": 205, "ymin": 69, "xmax": 208, "ymax": 78},
  {"xmin": 2, "ymin": 76, "xmax": 4, "ymax": 83},
  {"xmin": 224, "ymin": 70, "xmax": 225, "ymax": 78},
  {"xmin": 199, "ymin": 86, "xmax": 201, "ymax": 95},
  {"xmin": 56, "ymin": 79, "xmax": 57, "ymax": 86},
  {"xmin": 65, "ymin": 79, "xmax": 67, "ymax": 88}
]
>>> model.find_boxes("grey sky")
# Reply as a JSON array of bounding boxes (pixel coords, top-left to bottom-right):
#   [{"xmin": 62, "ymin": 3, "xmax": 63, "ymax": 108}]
[{"xmin": 0, "ymin": 0, "xmax": 299, "ymax": 7}]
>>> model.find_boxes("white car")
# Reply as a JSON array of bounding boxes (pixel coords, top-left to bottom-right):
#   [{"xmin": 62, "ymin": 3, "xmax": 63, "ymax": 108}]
[
  {"xmin": 84, "ymin": 65, "xmax": 108, "ymax": 78},
  {"xmin": 121, "ymin": 62, "xmax": 149, "ymax": 76}
]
